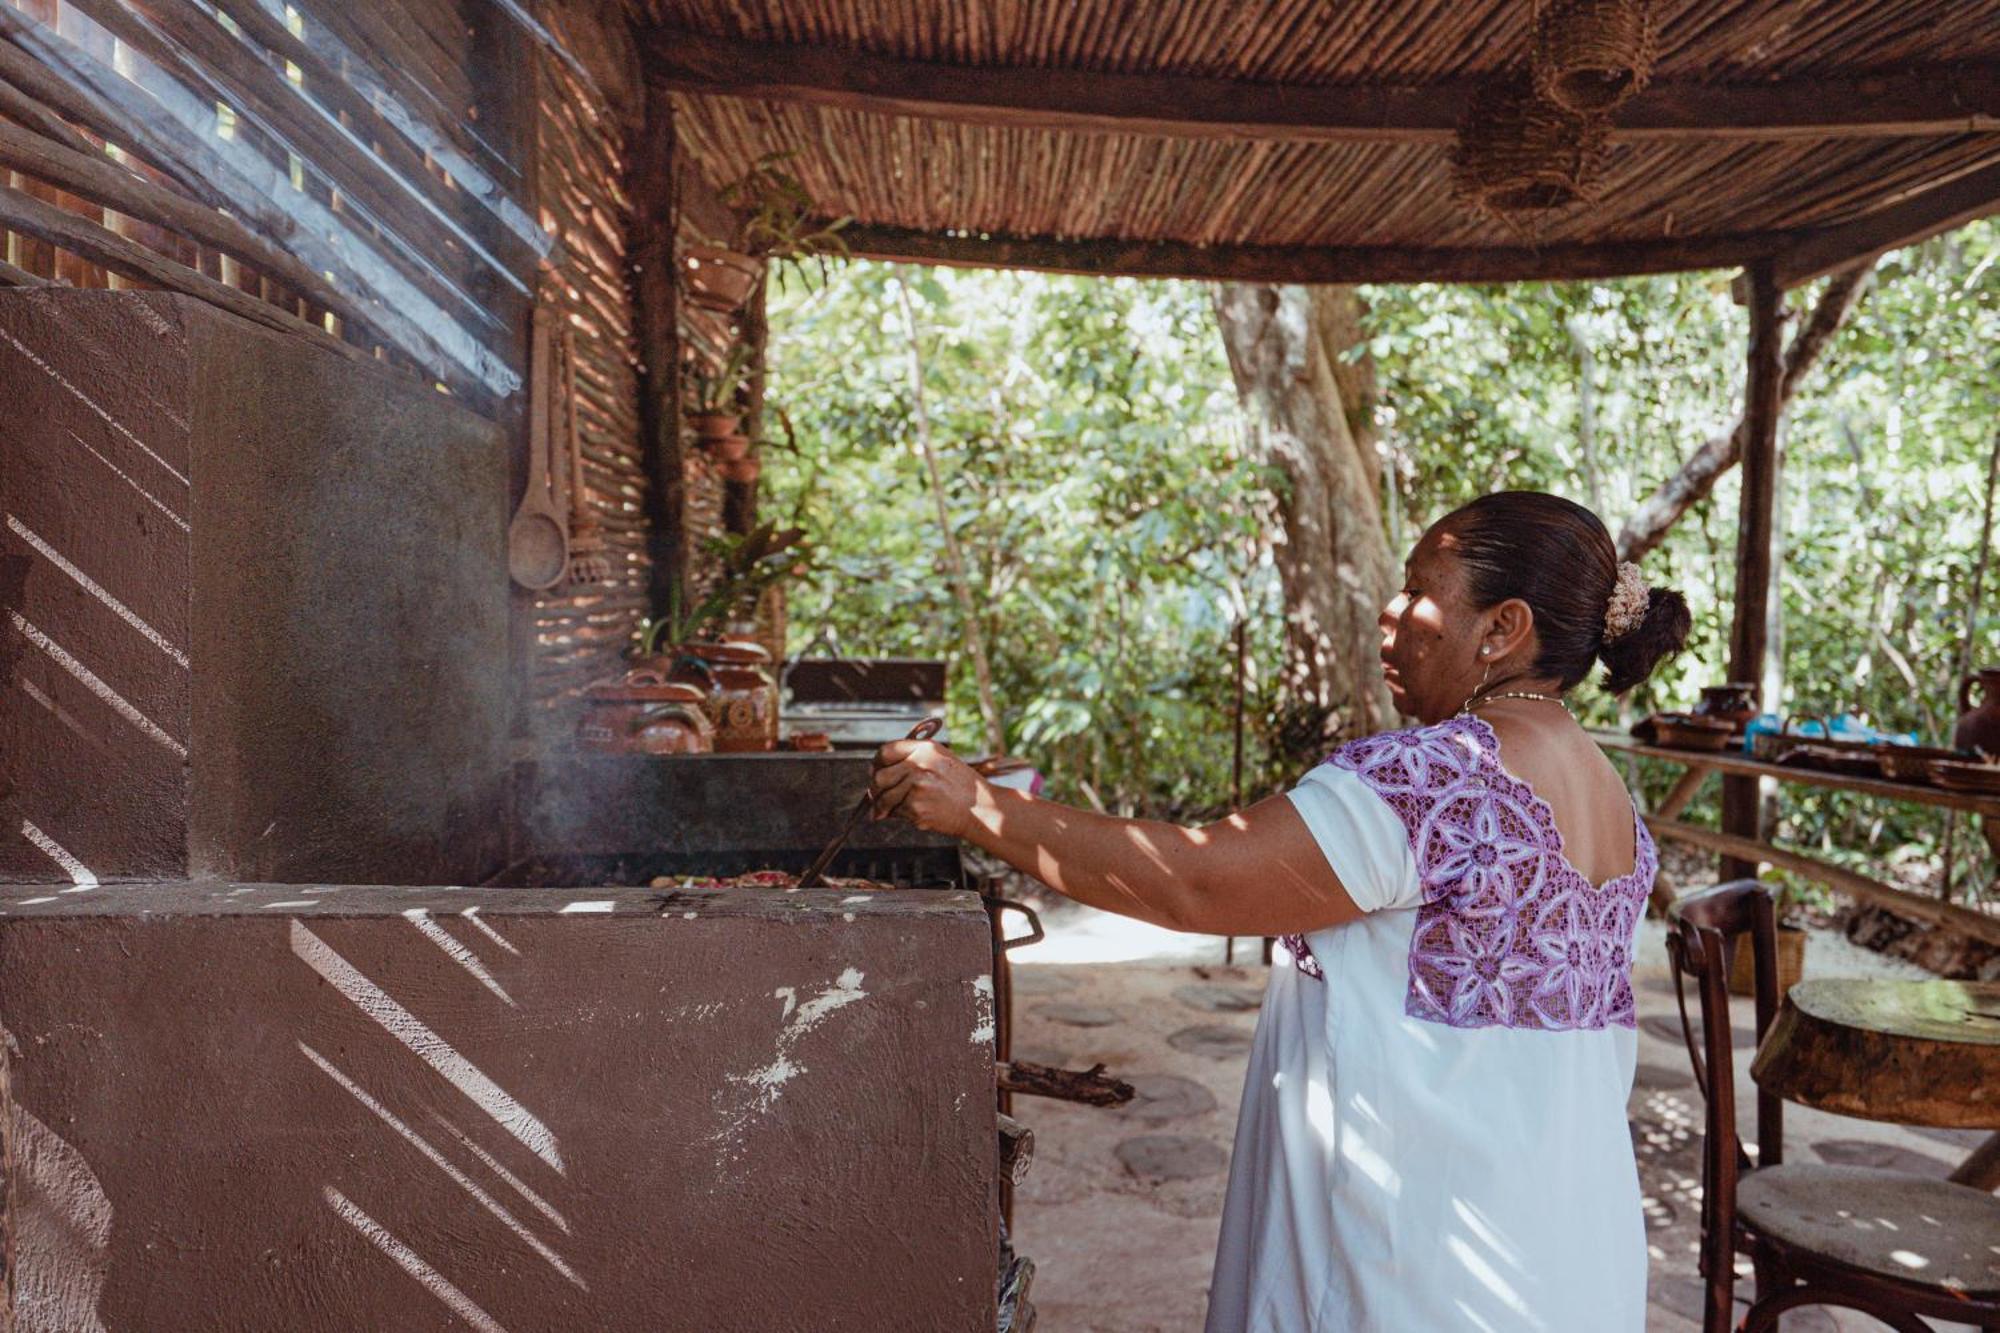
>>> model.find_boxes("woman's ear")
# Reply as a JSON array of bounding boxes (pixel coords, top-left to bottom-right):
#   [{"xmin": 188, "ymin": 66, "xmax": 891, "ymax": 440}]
[{"xmin": 1480, "ymin": 598, "xmax": 1537, "ymax": 663}]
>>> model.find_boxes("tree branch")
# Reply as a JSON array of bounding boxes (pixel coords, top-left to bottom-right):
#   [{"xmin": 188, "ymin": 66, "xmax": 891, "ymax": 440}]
[{"xmin": 1616, "ymin": 263, "xmax": 1872, "ymax": 562}]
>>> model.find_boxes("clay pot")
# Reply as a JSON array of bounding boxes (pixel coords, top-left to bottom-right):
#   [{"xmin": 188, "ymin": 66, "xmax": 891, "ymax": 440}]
[
  {"xmin": 687, "ymin": 410, "xmax": 743, "ymax": 441},
  {"xmin": 718, "ymin": 455, "xmax": 762, "ymax": 484},
  {"xmin": 708, "ymin": 433, "xmax": 752, "ymax": 461},
  {"xmin": 670, "ymin": 640, "xmax": 778, "ymax": 753},
  {"xmin": 1694, "ymin": 682, "xmax": 1760, "ymax": 729},
  {"xmin": 682, "ymin": 245, "xmax": 762, "ymax": 313},
  {"xmin": 1955, "ymin": 669, "xmax": 2000, "ymax": 757},
  {"xmin": 577, "ymin": 669, "xmax": 713, "ymax": 755}
]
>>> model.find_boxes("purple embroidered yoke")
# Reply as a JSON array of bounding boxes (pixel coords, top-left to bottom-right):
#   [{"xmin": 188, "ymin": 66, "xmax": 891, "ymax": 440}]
[{"xmin": 1281, "ymin": 715, "xmax": 1656, "ymax": 1032}]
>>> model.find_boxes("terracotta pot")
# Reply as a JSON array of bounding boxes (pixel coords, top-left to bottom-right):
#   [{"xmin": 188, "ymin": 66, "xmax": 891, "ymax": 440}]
[
  {"xmin": 718, "ymin": 455, "xmax": 762, "ymax": 484},
  {"xmin": 670, "ymin": 640, "xmax": 778, "ymax": 752},
  {"xmin": 708, "ymin": 433, "xmax": 752, "ymax": 461},
  {"xmin": 687, "ymin": 410, "xmax": 743, "ymax": 440},
  {"xmin": 1693, "ymin": 682, "xmax": 1760, "ymax": 729},
  {"xmin": 1729, "ymin": 922, "xmax": 1805, "ymax": 998},
  {"xmin": 681, "ymin": 245, "xmax": 762, "ymax": 313},
  {"xmin": 577, "ymin": 669, "xmax": 713, "ymax": 754},
  {"xmin": 1954, "ymin": 668, "xmax": 2000, "ymax": 756}
]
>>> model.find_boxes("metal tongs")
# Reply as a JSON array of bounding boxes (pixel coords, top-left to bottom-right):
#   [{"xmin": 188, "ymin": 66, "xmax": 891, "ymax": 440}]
[{"xmin": 796, "ymin": 716, "xmax": 943, "ymax": 889}]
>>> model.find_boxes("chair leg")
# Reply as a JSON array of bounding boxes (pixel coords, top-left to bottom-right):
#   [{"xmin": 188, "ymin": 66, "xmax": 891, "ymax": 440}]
[
  {"xmin": 1740, "ymin": 1284, "xmax": 1932, "ymax": 1333},
  {"xmin": 1701, "ymin": 1261, "xmax": 1736, "ymax": 1333}
]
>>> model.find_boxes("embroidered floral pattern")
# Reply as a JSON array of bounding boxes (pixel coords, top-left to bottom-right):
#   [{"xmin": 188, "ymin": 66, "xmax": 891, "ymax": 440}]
[{"xmin": 1280, "ymin": 715, "xmax": 1654, "ymax": 1031}]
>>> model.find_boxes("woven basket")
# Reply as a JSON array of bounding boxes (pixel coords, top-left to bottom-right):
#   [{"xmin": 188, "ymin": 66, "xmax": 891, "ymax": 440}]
[
  {"xmin": 1532, "ymin": 0, "xmax": 1658, "ymax": 114},
  {"xmin": 1451, "ymin": 77, "xmax": 1610, "ymax": 215}
]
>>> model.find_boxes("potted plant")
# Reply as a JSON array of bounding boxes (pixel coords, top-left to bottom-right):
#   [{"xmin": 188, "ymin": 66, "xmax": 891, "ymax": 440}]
[
  {"xmin": 633, "ymin": 522, "xmax": 814, "ymax": 663},
  {"xmin": 682, "ymin": 152, "xmax": 852, "ymax": 312},
  {"xmin": 1728, "ymin": 873, "xmax": 1813, "ymax": 997},
  {"xmin": 686, "ymin": 344, "xmax": 753, "ymax": 456}
]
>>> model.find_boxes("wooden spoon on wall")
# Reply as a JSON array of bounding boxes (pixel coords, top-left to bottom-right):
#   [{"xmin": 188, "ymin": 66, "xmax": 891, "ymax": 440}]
[{"xmin": 508, "ymin": 304, "xmax": 569, "ymax": 590}]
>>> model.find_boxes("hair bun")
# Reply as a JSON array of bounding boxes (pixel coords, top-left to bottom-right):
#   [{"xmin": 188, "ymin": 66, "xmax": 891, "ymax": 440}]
[{"xmin": 1599, "ymin": 585, "xmax": 1692, "ymax": 694}]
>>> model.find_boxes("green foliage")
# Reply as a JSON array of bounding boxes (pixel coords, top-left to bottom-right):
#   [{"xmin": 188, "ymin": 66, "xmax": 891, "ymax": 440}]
[
  {"xmin": 764, "ymin": 263, "xmax": 1282, "ymax": 816},
  {"xmin": 767, "ymin": 225, "xmax": 1997, "ymax": 893},
  {"xmin": 636, "ymin": 522, "xmax": 812, "ymax": 655}
]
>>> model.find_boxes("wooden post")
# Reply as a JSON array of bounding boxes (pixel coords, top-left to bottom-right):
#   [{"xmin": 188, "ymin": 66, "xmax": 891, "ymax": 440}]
[
  {"xmin": 1722, "ymin": 260, "xmax": 1785, "ymax": 880},
  {"xmin": 630, "ymin": 82, "xmax": 686, "ymax": 618},
  {"xmin": 725, "ymin": 273, "xmax": 769, "ymax": 535}
]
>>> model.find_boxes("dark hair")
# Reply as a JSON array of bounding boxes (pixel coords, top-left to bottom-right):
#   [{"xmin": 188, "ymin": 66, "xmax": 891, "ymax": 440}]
[{"xmin": 1435, "ymin": 491, "xmax": 1690, "ymax": 694}]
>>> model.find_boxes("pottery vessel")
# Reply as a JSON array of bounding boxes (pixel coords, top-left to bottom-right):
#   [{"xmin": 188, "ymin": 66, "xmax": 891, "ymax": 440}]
[
  {"xmin": 671, "ymin": 640, "xmax": 779, "ymax": 753},
  {"xmin": 1694, "ymin": 682, "xmax": 1760, "ymax": 729},
  {"xmin": 1955, "ymin": 668, "xmax": 2000, "ymax": 756},
  {"xmin": 577, "ymin": 670, "xmax": 713, "ymax": 755},
  {"xmin": 682, "ymin": 245, "xmax": 762, "ymax": 312}
]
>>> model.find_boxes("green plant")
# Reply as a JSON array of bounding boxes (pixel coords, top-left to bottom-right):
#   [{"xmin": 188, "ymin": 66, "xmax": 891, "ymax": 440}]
[
  {"xmin": 687, "ymin": 343, "xmax": 755, "ymax": 417},
  {"xmin": 634, "ymin": 522, "xmax": 815, "ymax": 657},
  {"xmin": 713, "ymin": 152, "xmax": 851, "ymax": 290}
]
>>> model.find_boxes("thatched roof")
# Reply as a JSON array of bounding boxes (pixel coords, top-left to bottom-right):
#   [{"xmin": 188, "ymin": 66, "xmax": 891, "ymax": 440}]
[{"xmin": 635, "ymin": 0, "xmax": 2000, "ymax": 285}]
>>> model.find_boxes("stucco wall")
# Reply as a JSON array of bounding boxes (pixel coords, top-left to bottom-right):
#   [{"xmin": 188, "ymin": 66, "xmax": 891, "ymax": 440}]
[
  {"xmin": 1, "ymin": 291, "xmax": 511, "ymax": 886},
  {"xmin": 0, "ymin": 882, "xmax": 999, "ymax": 1330}
]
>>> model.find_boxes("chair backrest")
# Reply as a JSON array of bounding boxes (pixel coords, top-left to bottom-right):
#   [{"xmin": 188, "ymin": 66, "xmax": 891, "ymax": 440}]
[{"xmin": 1664, "ymin": 879, "xmax": 1786, "ymax": 1261}]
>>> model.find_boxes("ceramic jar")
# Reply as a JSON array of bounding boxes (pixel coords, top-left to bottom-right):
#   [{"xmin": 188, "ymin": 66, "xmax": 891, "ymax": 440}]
[
  {"xmin": 1955, "ymin": 668, "xmax": 2000, "ymax": 756},
  {"xmin": 672, "ymin": 639, "xmax": 779, "ymax": 753},
  {"xmin": 1694, "ymin": 682, "xmax": 1760, "ymax": 729},
  {"xmin": 577, "ymin": 670, "xmax": 714, "ymax": 755}
]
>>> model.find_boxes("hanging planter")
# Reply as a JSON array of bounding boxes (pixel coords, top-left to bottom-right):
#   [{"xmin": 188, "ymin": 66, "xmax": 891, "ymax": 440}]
[
  {"xmin": 681, "ymin": 244, "xmax": 763, "ymax": 313},
  {"xmin": 1532, "ymin": 0, "xmax": 1657, "ymax": 114},
  {"xmin": 708, "ymin": 433, "xmax": 752, "ymax": 461},
  {"xmin": 1451, "ymin": 76, "xmax": 1610, "ymax": 216},
  {"xmin": 718, "ymin": 454, "xmax": 761, "ymax": 484}
]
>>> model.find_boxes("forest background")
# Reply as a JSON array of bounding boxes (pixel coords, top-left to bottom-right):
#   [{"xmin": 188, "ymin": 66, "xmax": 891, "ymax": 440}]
[{"xmin": 755, "ymin": 221, "xmax": 1999, "ymax": 901}]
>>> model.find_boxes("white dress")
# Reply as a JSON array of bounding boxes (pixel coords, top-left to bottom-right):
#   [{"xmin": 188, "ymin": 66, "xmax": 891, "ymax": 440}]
[{"xmin": 1205, "ymin": 715, "xmax": 1655, "ymax": 1333}]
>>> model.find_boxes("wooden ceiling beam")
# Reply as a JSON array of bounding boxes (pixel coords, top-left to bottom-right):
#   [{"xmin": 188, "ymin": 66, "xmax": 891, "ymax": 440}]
[
  {"xmin": 836, "ymin": 223, "xmax": 1787, "ymax": 285},
  {"xmin": 1771, "ymin": 159, "xmax": 2000, "ymax": 287},
  {"xmin": 644, "ymin": 32, "xmax": 2000, "ymax": 143}
]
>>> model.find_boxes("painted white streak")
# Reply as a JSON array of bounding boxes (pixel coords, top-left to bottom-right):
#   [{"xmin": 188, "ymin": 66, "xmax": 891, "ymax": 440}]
[
  {"xmin": 428, "ymin": 1112, "xmax": 570, "ymax": 1237},
  {"xmin": 0, "ymin": 327, "xmax": 191, "ymax": 487},
  {"xmin": 322, "ymin": 1187, "xmax": 508, "ymax": 1333},
  {"xmin": 21, "ymin": 819, "xmax": 97, "ymax": 888},
  {"xmin": 301, "ymin": 1045, "xmax": 581, "ymax": 1287},
  {"xmin": 460, "ymin": 906, "xmax": 521, "ymax": 956},
  {"xmin": 7, "ymin": 515, "xmax": 189, "ymax": 667},
  {"xmin": 15, "ymin": 896, "xmax": 58, "ymax": 906},
  {"xmin": 558, "ymin": 900, "xmax": 614, "ymax": 914},
  {"xmin": 289, "ymin": 921, "xmax": 563, "ymax": 1173},
  {"xmin": 263, "ymin": 900, "xmax": 320, "ymax": 909},
  {"xmin": 6, "ymin": 611, "xmax": 188, "ymax": 759},
  {"xmin": 60, "ymin": 428, "xmax": 189, "ymax": 533},
  {"xmin": 404, "ymin": 909, "xmax": 513, "ymax": 1006}
]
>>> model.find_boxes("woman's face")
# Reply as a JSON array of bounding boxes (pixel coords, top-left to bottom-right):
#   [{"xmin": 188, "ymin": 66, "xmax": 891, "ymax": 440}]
[{"xmin": 1377, "ymin": 527, "xmax": 1490, "ymax": 724}]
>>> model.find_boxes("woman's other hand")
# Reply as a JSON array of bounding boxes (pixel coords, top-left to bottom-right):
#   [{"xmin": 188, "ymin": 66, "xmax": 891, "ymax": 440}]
[{"xmin": 870, "ymin": 739, "xmax": 987, "ymax": 838}]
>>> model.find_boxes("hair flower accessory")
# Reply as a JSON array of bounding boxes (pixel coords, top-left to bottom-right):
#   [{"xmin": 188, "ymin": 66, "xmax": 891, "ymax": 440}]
[{"xmin": 1603, "ymin": 562, "xmax": 1649, "ymax": 642}]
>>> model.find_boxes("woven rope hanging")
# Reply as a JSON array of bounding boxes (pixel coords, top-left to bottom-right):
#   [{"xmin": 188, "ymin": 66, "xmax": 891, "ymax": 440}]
[
  {"xmin": 1531, "ymin": 0, "xmax": 1659, "ymax": 113},
  {"xmin": 1450, "ymin": 76, "xmax": 1610, "ymax": 216}
]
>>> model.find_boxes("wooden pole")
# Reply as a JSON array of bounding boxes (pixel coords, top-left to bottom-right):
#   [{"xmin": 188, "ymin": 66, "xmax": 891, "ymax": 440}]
[
  {"xmin": 1722, "ymin": 260, "xmax": 1785, "ymax": 880},
  {"xmin": 629, "ymin": 82, "xmax": 686, "ymax": 620}
]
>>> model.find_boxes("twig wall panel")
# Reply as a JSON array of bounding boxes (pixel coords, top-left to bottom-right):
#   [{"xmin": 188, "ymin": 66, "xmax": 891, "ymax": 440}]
[
  {"xmin": 0, "ymin": 0, "xmax": 561, "ymax": 405},
  {"xmin": 527, "ymin": 5, "xmax": 651, "ymax": 739}
]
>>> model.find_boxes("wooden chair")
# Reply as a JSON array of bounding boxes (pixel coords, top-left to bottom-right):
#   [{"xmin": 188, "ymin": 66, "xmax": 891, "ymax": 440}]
[{"xmin": 1666, "ymin": 880, "xmax": 2000, "ymax": 1332}]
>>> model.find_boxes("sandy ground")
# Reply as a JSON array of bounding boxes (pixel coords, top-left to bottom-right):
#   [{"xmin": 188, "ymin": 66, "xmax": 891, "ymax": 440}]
[{"xmin": 1003, "ymin": 903, "xmax": 1983, "ymax": 1333}]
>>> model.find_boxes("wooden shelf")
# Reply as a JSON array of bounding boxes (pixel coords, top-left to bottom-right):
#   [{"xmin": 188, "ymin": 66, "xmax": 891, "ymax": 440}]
[{"xmin": 1591, "ymin": 730, "xmax": 2000, "ymax": 819}]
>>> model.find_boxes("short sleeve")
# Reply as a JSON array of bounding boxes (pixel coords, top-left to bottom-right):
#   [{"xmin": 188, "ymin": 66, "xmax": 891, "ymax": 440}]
[{"xmin": 1284, "ymin": 763, "xmax": 1422, "ymax": 914}]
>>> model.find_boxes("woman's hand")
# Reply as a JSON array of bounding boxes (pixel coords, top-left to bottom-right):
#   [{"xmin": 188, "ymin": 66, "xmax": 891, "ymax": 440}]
[{"xmin": 870, "ymin": 739, "xmax": 987, "ymax": 838}]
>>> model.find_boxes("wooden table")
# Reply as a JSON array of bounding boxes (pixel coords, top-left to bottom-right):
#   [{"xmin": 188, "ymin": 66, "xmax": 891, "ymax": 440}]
[
  {"xmin": 1750, "ymin": 978, "xmax": 2000, "ymax": 1188},
  {"xmin": 1591, "ymin": 730, "xmax": 2000, "ymax": 950}
]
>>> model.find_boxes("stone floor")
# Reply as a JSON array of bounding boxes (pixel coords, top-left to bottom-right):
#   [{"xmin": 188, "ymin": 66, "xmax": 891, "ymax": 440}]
[{"xmin": 1003, "ymin": 909, "xmax": 1983, "ymax": 1332}]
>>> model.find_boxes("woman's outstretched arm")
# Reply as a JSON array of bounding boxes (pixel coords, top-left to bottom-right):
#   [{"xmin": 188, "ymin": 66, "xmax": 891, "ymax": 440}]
[{"xmin": 869, "ymin": 739, "xmax": 1362, "ymax": 937}]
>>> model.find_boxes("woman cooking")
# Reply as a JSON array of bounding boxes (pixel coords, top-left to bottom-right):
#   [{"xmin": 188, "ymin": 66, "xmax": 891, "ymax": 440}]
[{"xmin": 869, "ymin": 490, "xmax": 1691, "ymax": 1332}]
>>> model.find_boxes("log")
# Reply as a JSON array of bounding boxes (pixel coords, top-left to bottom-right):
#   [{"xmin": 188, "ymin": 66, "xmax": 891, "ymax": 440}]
[
  {"xmin": 0, "ymin": 254, "xmax": 53, "ymax": 286},
  {"xmin": 997, "ymin": 1059, "xmax": 1135, "ymax": 1108},
  {"xmin": 0, "ymin": 120, "xmax": 363, "ymax": 331},
  {"xmin": 0, "ymin": 69, "xmax": 97, "ymax": 157},
  {"xmin": 1748, "ymin": 978, "xmax": 2000, "ymax": 1128},
  {"xmin": 1617, "ymin": 263, "xmax": 1869, "ymax": 561},
  {"xmin": 0, "ymin": 178, "xmax": 368, "ymax": 362},
  {"xmin": 645, "ymin": 31, "xmax": 2000, "ymax": 145},
  {"xmin": 996, "ymin": 1112, "xmax": 1035, "ymax": 1186},
  {"xmin": 629, "ymin": 80, "xmax": 685, "ymax": 617},
  {"xmin": 840, "ymin": 222, "xmax": 1787, "ymax": 286},
  {"xmin": 1645, "ymin": 816, "xmax": 2000, "ymax": 949}
]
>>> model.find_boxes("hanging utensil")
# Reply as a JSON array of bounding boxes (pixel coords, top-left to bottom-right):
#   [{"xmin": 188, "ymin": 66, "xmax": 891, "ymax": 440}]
[
  {"xmin": 560, "ymin": 325, "xmax": 613, "ymax": 586},
  {"xmin": 507, "ymin": 304, "xmax": 570, "ymax": 590},
  {"xmin": 797, "ymin": 716, "xmax": 942, "ymax": 889}
]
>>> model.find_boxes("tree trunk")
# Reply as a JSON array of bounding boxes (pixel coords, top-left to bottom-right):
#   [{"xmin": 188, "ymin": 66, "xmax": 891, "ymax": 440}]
[{"xmin": 1216, "ymin": 284, "xmax": 1397, "ymax": 758}]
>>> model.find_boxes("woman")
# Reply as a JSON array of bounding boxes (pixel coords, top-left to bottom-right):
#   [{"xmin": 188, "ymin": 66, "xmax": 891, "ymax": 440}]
[{"xmin": 870, "ymin": 491, "xmax": 1691, "ymax": 1332}]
